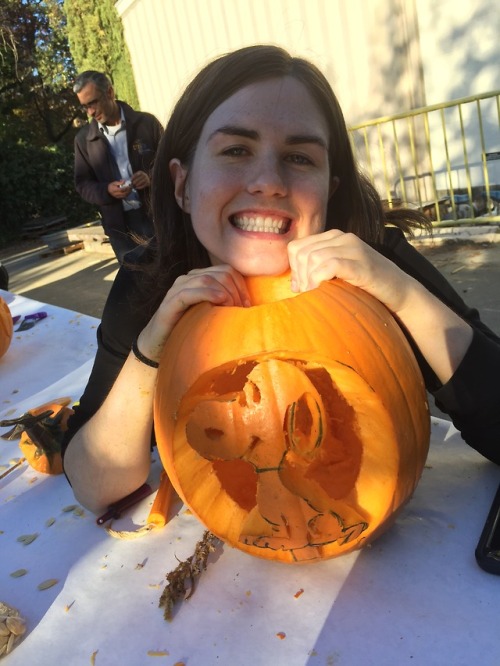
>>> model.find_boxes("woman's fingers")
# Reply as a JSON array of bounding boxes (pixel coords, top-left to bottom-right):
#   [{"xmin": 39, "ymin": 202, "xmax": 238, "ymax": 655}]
[
  {"xmin": 139, "ymin": 265, "xmax": 250, "ymax": 361},
  {"xmin": 179, "ymin": 265, "xmax": 251, "ymax": 307},
  {"xmin": 288, "ymin": 230, "xmax": 411, "ymax": 313},
  {"xmin": 288, "ymin": 230, "xmax": 363, "ymax": 291},
  {"xmin": 288, "ymin": 229, "xmax": 344, "ymax": 291}
]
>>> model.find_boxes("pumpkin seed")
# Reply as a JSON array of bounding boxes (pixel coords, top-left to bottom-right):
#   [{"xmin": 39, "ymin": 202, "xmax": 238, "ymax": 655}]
[
  {"xmin": 5, "ymin": 616, "xmax": 26, "ymax": 636},
  {"xmin": 6, "ymin": 632, "xmax": 15, "ymax": 655},
  {"xmin": 10, "ymin": 569, "xmax": 28, "ymax": 578},
  {"xmin": 37, "ymin": 578, "xmax": 59, "ymax": 590},
  {"xmin": 17, "ymin": 533, "xmax": 38, "ymax": 545},
  {"xmin": 62, "ymin": 504, "xmax": 78, "ymax": 512},
  {"xmin": 45, "ymin": 517, "xmax": 56, "ymax": 527}
]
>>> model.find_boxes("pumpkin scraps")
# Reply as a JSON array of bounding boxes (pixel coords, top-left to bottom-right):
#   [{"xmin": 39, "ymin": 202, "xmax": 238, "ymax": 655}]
[{"xmin": 159, "ymin": 531, "xmax": 221, "ymax": 621}]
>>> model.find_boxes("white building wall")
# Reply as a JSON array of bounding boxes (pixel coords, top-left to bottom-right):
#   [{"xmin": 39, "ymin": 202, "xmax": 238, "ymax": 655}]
[
  {"xmin": 115, "ymin": 0, "xmax": 499, "ymax": 197},
  {"xmin": 115, "ymin": 0, "xmax": 425, "ymax": 128},
  {"xmin": 416, "ymin": 0, "xmax": 500, "ymax": 105}
]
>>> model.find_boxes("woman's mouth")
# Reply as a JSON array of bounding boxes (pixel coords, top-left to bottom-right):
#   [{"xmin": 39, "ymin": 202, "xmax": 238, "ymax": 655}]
[{"xmin": 230, "ymin": 214, "xmax": 291, "ymax": 235}]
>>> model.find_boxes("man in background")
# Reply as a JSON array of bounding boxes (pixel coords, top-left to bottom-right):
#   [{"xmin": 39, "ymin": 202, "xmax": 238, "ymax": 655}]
[{"xmin": 73, "ymin": 71, "xmax": 163, "ymax": 262}]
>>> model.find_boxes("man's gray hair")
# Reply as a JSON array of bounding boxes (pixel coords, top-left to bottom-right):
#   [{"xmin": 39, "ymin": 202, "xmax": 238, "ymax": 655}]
[{"xmin": 73, "ymin": 71, "xmax": 113, "ymax": 94}]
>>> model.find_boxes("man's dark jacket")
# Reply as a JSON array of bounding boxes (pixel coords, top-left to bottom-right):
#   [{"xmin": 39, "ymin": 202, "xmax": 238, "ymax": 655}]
[{"xmin": 74, "ymin": 101, "xmax": 163, "ymax": 238}]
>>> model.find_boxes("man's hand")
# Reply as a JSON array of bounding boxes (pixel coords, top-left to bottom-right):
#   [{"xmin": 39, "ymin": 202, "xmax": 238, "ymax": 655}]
[
  {"xmin": 108, "ymin": 180, "xmax": 132, "ymax": 199},
  {"xmin": 131, "ymin": 170, "xmax": 150, "ymax": 190},
  {"xmin": 108, "ymin": 171, "xmax": 150, "ymax": 199}
]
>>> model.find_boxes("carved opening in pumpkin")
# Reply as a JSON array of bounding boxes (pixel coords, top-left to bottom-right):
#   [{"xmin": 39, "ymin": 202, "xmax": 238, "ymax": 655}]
[
  {"xmin": 212, "ymin": 459, "xmax": 258, "ymax": 512},
  {"xmin": 285, "ymin": 366, "xmax": 362, "ymax": 501},
  {"xmin": 181, "ymin": 357, "xmax": 367, "ymax": 554}
]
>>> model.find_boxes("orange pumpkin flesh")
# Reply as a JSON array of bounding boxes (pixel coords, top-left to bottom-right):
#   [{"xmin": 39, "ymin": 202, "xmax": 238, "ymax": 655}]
[
  {"xmin": 154, "ymin": 275, "xmax": 430, "ymax": 563},
  {"xmin": 0, "ymin": 297, "xmax": 13, "ymax": 359},
  {"xmin": 18, "ymin": 398, "xmax": 73, "ymax": 475}
]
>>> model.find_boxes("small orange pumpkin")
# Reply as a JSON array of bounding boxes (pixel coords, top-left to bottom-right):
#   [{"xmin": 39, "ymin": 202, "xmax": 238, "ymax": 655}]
[
  {"xmin": 18, "ymin": 398, "xmax": 73, "ymax": 475},
  {"xmin": 0, "ymin": 296, "xmax": 13, "ymax": 359},
  {"xmin": 154, "ymin": 274, "xmax": 430, "ymax": 563}
]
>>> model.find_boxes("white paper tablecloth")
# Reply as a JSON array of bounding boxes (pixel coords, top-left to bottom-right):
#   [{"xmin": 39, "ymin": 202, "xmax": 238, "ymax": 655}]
[{"xmin": 1, "ymin": 292, "xmax": 499, "ymax": 666}]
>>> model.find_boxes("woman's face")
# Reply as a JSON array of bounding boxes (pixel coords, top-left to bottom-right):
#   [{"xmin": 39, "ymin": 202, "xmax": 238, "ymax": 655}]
[{"xmin": 170, "ymin": 76, "xmax": 334, "ymax": 276}]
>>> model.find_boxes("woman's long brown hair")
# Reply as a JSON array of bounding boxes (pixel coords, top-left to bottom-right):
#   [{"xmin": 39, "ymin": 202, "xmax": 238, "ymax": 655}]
[{"xmin": 140, "ymin": 45, "xmax": 429, "ymax": 309}]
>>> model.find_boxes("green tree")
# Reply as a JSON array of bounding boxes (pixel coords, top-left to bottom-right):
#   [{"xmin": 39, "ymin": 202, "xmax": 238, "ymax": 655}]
[
  {"xmin": 0, "ymin": 0, "xmax": 79, "ymax": 146},
  {"xmin": 64, "ymin": 0, "xmax": 139, "ymax": 108},
  {"xmin": 0, "ymin": 0, "xmax": 94, "ymax": 247}
]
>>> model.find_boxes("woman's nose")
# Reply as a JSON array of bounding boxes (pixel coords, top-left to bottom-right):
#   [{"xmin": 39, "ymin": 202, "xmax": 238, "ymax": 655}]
[{"xmin": 247, "ymin": 155, "xmax": 287, "ymax": 197}]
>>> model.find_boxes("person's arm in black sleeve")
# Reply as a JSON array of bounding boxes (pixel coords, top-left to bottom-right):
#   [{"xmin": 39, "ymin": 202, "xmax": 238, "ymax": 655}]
[
  {"xmin": 74, "ymin": 130, "xmax": 117, "ymax": 206},
  {"xmin": 378, "ymin": 228, "xmax": 500, "ymax": 464},
  {"xmin": 61, "ymin": 257, "xmax": 153, "ymax": 475}
]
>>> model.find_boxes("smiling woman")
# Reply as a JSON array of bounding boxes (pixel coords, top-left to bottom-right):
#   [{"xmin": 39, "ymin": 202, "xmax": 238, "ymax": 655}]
[
  {"xmin": 168, "ymin": 77, "xmax": 332, "ymax": 277},
  {"xmin": 61, "ymin": 45, "xmax": 500, "ymax": 523}
]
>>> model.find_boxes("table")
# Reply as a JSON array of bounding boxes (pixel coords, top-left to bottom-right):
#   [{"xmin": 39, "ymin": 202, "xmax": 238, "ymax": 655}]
[{"xmin": 1, "ymin": 291, "xmax": 499, "ymax": 666}]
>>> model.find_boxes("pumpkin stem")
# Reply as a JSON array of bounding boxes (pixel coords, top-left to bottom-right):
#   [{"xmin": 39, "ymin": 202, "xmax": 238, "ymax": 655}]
[{"xmin": 159, "ymin": 531, "xmax": 221, "ymax": 621}]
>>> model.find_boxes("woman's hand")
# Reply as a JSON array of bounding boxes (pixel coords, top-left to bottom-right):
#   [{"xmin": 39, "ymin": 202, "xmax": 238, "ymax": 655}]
[
  {"xmin": 288, "ymin": 229, "xmax": 473, "ymax": 385},
  {"xmin": 136, "ymin": 265, "xmax": 251, "ymax": 364},
  {"xmin": 288, "ymin": 229, "xmax": 413, "ymax": 314}
]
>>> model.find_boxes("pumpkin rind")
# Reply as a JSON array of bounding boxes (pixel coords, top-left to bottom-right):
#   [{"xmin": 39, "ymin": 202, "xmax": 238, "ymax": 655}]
[
  {"xmin": 154, "ymin": 275, "xmax": 430, "ymax": 563},
  {"xmin": 0, "ymin": 297, "xmax": 13, "ymax": 359}
]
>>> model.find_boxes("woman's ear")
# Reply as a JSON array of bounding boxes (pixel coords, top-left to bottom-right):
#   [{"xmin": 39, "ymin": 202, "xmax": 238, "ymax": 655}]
[
  {"xmin": 329, "ymin": 176, "xmax": 340, "ymax": 199},
  {"xmin": 169, "ymin": 159, "xmax": 190, "ymax": 212}
]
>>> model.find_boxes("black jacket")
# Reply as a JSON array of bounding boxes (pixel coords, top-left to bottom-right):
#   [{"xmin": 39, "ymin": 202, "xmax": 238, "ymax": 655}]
[{"xmin": 74, "ymin": 101, "xmax": 163, "ymax": 237}]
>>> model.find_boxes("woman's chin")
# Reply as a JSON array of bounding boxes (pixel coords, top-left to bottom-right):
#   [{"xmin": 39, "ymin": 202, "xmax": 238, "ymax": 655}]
[{"xmin": 240, "ymin": 262, "xmax": 290, "ymax": 278}]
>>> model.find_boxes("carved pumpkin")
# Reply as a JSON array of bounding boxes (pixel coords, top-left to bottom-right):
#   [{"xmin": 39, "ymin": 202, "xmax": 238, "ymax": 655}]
[
  {"xmin": 154, "ymin": 275, "xmax": 430, "ymax": 563},
  {"xmin": 0, "ymin": 297, "xmax": 13, "ymax": 359}
]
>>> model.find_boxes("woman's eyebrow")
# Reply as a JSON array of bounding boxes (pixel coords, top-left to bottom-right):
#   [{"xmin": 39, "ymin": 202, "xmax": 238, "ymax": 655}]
[
  {"xmin": 285, "ymin": 134, "xmax": 328, "ymax": 150},
  {"xmin": 207, "ymin": 125, "xmax": 327, "ymax": 150},
  {"xmin": 208, "ymin": 125, "xmax": 258, "ymax": 141}
]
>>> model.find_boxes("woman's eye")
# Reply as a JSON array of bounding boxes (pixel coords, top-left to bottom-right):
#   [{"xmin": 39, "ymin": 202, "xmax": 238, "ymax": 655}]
[
  {"xmin": 287, "ymin": 153, "xmax": 314, "ymax": 166},
  {"xmin": 221, "ymin": 146, "xmax": 248, "ymax": 157}
]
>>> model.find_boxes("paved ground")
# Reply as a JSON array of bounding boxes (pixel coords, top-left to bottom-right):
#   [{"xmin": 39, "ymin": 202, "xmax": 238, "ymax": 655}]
[
  {"xmin": 1, "ymin": 232, "xmax": 500, "ymax": 334},
  {"xmin": 0, "ymin": 239, "xmax": 118, "ymax": 320},
  {"xmin": 412, "ymin": 239, "xmax": 500, "ymax": 334}
]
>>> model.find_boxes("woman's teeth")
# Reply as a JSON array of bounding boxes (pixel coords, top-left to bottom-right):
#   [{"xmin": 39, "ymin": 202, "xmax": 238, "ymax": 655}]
[{"xmin": 231, "ymin": 215, "xmax": 289, "ymax": 234}]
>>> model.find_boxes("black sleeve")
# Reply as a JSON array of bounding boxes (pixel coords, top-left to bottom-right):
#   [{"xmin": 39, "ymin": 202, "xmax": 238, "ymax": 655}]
[
  {"xmin": 61, "ymin": 261, "xmax": 152, "ymax": 458},
  {"xmin": 378, "ymin": 228, "xmax": 500, "ymax": 464},
  {"xmin": 433, "ymin": 329, "xmax": 500, "ymax": 463},
  {"xmin": 74, "ymin": 131, "xmax": 115, "ymax": 206}
]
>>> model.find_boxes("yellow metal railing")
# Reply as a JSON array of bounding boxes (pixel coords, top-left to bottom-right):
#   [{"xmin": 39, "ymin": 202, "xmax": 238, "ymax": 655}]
[{"xmin": 349, "ymin": 91, "xmax": 500, "ymax": 225}]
